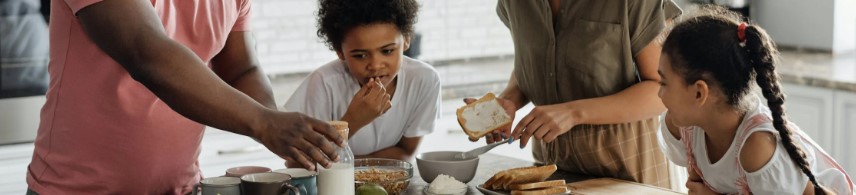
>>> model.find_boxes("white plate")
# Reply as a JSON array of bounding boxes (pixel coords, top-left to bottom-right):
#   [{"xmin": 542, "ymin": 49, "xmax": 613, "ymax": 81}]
[{"xmin": 476, "ymin": 184, "xmax": 571, "ymax": 195}]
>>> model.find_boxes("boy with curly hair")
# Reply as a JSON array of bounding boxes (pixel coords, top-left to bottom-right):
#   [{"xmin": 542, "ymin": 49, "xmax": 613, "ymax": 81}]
[{"xmin": 285, "ymin": 0, "xmax": 440, "ymax": 162}]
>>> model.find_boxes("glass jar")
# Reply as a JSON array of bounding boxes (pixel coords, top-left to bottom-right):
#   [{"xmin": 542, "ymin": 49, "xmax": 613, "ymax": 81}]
[{"xmin": 317, "ymin": 121, "xmax": 355, "ymax": 195}]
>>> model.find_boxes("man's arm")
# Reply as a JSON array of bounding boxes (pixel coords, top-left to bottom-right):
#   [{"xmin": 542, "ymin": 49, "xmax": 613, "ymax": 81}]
[
  {"xmin": 78, "ymin": 0, "xmax": 263, "ymax": 135},
  {"xmin": 356, "ymin": 136, "xmax": 422, "ymax": 160},
  {"xmin": 211, "ymin": 32, "xmax": 276, "ymax": 110},
  {"xmin": 76, "ymin": 0, "xmax": 342, "ymax": 170}
]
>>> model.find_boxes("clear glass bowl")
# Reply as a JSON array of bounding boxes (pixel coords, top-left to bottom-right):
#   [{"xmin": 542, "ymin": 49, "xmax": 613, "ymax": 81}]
[{"xmin": 354, "ymin": 158, "xmax": 413, "ymax": 195}]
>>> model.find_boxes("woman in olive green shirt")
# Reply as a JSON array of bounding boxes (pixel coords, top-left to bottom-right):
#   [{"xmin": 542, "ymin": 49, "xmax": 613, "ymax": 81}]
[{"xmin": 475, "ymin": 0, "xmax": 681, "ymax": 188}]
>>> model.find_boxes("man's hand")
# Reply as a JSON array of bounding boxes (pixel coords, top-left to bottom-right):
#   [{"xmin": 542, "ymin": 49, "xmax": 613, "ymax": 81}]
[
  {"xmin": 463, "ymin": 97, "xmax": 517, "ymax": 144},
  {"xmin": 510, "ymin": 103, "xmax": 579, "ymax": 148},
  {"xmin": 256, "ymin": 111, "xmax": 345, "ymax": 171},
  {"xmin": 342, "ymin": 78, "xmax": 392, "ymax": 130}
]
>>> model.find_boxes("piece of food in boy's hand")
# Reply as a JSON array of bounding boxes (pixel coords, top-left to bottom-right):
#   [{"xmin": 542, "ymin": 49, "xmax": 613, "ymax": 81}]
[{"xmin": 457, "ymin": 93, "xmax": 513, "ymax": 141}]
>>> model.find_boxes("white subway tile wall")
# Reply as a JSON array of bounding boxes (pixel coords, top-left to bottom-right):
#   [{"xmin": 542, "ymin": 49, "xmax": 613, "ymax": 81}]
[{"xmin": 250, "ymin": 0, "xmax": 515, "ymax": 74}]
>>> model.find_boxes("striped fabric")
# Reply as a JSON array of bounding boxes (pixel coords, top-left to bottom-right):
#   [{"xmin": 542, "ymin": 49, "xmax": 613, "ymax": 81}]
[{"xmin": 532, "ymin": 118, "xmax": 671, "ymax": 188}]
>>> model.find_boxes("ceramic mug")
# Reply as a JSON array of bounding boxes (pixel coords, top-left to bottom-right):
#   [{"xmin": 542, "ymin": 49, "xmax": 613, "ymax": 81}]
[
  {"xmin": 241, "ymin": 172, "xmax": 303, "ymax": 195},
  {"xmin": 192, "ymin": 176, "xmax": 241, "ymax": 195},
  {"xmin": 273, "ymin": 168, "xmax": 318, "ymax": 195},
  {"xmin": 226, "ymin": 166, "xmax": 271, "ymax": 177}
]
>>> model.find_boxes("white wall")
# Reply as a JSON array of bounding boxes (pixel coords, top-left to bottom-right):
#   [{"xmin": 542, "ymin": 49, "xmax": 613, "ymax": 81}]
[
  {"xmin": 752, "ymin": 0, "xmax": 835, "ymax": 51},
  {"xmin": 752, "ymin": 0, "xmax": 856, "ymax": 54},
  {"xmin": 250, "ymin": 0, "xmax": 515, "ymax": 75},
  {"xmin": 833, "ymin": 0, "xmax": 856, "ymax": 53}
]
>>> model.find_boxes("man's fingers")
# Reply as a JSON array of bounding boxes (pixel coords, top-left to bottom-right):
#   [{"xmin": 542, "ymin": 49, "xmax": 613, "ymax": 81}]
[
  {"xmin": 304, "ymin": 125, "xmax": 339, "ymax": 161},
  {"xmin": 308, "ymin": 117, "xmax": 344, "ymax": 147},
  {"xmin": 287, "ymin": 146, "xmax": 317, "ymax": 171},
  {"xmin": 301, "ymin": 138, "xmax": 335, "ymax": 167},
  {"xmin": 295, "ymin": 139, "xmax": 332, "ymax": 169}
]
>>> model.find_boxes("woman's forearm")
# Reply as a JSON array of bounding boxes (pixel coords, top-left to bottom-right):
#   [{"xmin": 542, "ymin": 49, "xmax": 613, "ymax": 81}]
[
  {"xmin": 566, "ymin": 80, "xmax": 666, "ymax": 125},
  {"xmin": 499, "ymin": 71, "xmax": 529, "ymax": 110}
]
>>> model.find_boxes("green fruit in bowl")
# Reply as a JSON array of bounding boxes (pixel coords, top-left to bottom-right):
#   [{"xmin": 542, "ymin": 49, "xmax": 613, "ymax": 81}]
[{"xmin": 357, "ymin": 183, "xmax": 388, "ymax": 195}]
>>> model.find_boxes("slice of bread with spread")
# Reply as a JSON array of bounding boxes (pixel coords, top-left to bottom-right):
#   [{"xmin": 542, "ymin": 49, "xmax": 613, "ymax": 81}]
[{"xmin": 457, "ymin": 93, "xmax": 512, "ymax": 141}]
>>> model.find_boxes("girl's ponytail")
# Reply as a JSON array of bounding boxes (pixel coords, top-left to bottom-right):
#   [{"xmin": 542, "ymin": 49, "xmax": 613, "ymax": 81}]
[{"xmin": 743, "ymin": 24, "xmax": 828, "ymax": 195}]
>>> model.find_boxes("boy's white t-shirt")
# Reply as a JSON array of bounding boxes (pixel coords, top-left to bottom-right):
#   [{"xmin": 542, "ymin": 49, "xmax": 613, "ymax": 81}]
[{"xmin": 284, "ymin": 57, "xmax": 441, "ymax": 155}]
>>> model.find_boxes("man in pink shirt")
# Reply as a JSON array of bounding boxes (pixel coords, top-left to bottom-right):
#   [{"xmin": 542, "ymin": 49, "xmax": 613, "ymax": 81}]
[{"xmin": 26, "ymin": 0, "xmax": 344, "ymax": 194}]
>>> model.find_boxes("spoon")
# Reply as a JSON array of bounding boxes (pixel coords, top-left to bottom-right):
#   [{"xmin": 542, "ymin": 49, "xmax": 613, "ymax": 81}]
[{"xmin": 456, "ymin": 138, "xmax": 514, "ymax": 159}]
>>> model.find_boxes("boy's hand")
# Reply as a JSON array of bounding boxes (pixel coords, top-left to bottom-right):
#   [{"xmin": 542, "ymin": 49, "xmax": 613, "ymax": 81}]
[{"xmin": 344, "ymin": 78, "xmax": 392, "ymax": 127}]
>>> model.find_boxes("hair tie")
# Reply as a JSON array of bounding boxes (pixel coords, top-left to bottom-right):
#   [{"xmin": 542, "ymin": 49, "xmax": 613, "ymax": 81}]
[{"xmin": 737, "ymin": 23, "xmax": 747, "ymax": 46}]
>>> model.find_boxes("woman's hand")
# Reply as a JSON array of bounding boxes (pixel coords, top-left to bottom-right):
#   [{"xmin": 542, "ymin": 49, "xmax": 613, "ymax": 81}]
[
  {"xmin": 510, "ymin": 103, "xmax": 580, "ymax": 148},
  {"xmin": 463, "ymin": 97, "xmax": 518, "ymax": 144}
]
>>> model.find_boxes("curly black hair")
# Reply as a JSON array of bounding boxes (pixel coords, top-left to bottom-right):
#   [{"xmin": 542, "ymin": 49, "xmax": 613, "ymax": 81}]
[{"xmin": 316, "ymin": 0, "xmax": 419, "ymax": 52}]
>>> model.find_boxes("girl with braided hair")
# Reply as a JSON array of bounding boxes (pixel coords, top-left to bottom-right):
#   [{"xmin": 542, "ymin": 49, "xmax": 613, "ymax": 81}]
[{"xmin": 656, "ymin": 6, "xmax": 854, "ymax": 195}]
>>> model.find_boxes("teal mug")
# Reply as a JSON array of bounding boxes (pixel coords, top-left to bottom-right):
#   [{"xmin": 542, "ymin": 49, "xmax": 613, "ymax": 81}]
[{"xmin": 273, "ymin": 168, "xmax": 318, "ymax": 195}]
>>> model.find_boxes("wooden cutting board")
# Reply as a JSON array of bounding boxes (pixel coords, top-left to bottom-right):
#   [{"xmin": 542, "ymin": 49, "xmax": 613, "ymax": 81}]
[{"xmin": 567, "ymin": 178, "xmax": 685, "ymax": 195}]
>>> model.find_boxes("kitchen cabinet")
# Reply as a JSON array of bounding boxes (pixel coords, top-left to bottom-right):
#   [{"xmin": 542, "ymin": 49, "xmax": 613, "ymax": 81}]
[
  {"xmin": 781, "ymin": 83, "xmax": 856, "ymax": 176},
  {"xmin": 834, "ymin": 90, "xmax": 856, "ymax": 175},
  {"xmin": 781, "ymin": 84, "xmax": 836, "ymax": 155}
]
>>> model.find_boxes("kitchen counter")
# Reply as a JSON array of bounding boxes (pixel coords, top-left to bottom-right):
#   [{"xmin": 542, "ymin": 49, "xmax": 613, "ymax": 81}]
[
  {"xmin": 777, "ymin": 50, "xmax": 856, "ymax": 92},
  {"xmin": 405, "ymin": 153, "xmax": 683, "ymax": 195}
]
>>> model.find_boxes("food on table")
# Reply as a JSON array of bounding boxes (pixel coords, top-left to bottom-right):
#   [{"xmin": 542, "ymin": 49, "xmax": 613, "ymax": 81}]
[
  {"xmin": 356, "ymin": 183, "xmax": 388, "ymax": 195},
  {"xmin": 509, "ymin": 180, "xmax": 566, "ymax": 190},
  {"xmin": 483, "ymin": 164, "xmax": 558, "ymax": 190},
  {"xmin": 427, "ymin": 174, "xmax": 467, "ymax": 194},
  {"xmin": 510, "ymin": 186, "xmax": 569, "ymax": 195},
  {"xmin": 355, "ymin": 168, "xmax": 409, "ymax": 195}
]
